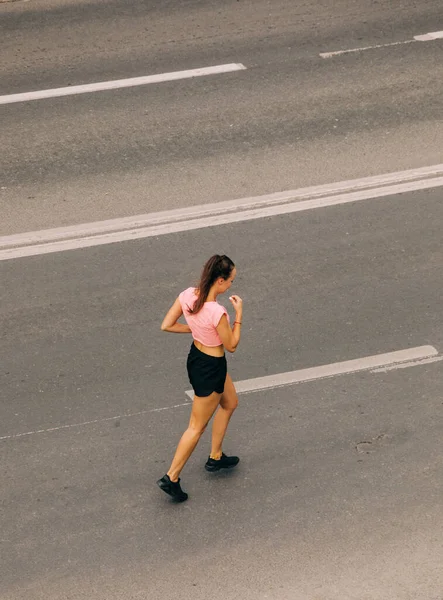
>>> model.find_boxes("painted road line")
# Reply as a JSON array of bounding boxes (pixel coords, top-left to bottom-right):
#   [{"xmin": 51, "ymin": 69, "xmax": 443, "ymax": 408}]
[
  {"xmin": 2, "ymin": 346, "xmax": 438, "ymax": 442},
  {"xmin": 414, "ymin": 31, "xmax": 443, "ymax": 41},
  {"xmin": 3, "ymin": 162, "xmax": 443, "ymax": 250},
  {"xmin": 3, "ymin": 162, "xmax": 443, "ymax": 248},
  {"xmin": 185, "ymin": 346, "xmax": 439, "ymax": 398},
  {"xmin": 0, "ymin": 401, "xmax": 192, "ymax": 442},
  {"xmin": 1, "ymin": 164, "xmax": 443, "ymax": 261},
  {"xmin": 0, "ymin": 63, "xmax": 246, "ymax": 106},
  {"xmin": 371, "ymin": 355, "xmax": 443, "ymax": 373},
  {"xmin": 320, "ymin": 30, "xmax": 443, "ymax": 58},
  {"xmin": 320, "ymin": 39, "xmax": 417, "ymax": 58}
]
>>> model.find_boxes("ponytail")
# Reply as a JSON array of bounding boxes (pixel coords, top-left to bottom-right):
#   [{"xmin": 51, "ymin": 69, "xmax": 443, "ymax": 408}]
[{"xmin": 190, "ymin": 255, "xmax": 235, "ymax": 314}]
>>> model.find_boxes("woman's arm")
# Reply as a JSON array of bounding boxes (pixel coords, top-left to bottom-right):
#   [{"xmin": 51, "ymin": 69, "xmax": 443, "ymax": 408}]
[
  {"xmin": 216, "ymin": 315, "xmax": 241, "ymax": 353},
  {"xmin": 216, "ymin": 295, "xmax": 243, "ymax": 353},
  {"xmin": 161, "ymin": 297, "xmax": 192, "ymax": 334}
]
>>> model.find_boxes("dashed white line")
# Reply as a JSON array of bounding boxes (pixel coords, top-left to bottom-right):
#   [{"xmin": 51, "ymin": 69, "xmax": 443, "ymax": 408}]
[
  {"xmin": 0, "ymin": 63, "xmax": 246, "ymax": 105},
  {"xmin": 320, "ymin": 30, "xmax": 443, "ymax": 58}
]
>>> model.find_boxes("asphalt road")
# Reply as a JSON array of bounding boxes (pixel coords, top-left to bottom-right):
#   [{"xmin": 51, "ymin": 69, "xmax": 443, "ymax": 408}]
[
  {"xmin": 1, "ymin": 0, "xmax": 443, "ymax": 234},
  {"xmin": 1, "ymin": 1, "xmax": 443, "ymax": 599},
  {"xmin": 2, "ymin": 188, "xmax": 443, "ymax": 599}
]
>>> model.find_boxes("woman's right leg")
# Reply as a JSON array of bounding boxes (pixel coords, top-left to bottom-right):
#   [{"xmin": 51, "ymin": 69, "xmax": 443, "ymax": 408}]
[{"xmin": 167, "ymin": 391, "xmax": 221, "ymax": 482}]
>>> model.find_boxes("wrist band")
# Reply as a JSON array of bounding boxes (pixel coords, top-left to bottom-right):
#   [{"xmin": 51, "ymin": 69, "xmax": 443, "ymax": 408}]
[{"xmin": 234, "ymin": 321, "xmax": 242, "ymax": 325}]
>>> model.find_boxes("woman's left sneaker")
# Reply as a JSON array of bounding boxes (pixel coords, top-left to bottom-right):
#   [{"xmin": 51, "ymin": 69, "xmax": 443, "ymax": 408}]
[{"xmin": 205, "ymin": 452, "xmax": 240, "ymax": 472}]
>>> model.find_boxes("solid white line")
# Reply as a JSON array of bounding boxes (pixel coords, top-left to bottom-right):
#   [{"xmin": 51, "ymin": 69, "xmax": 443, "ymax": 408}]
[
  {"xmin": 1, "ymin": 167, "xmax": 443, "ymax": 261},
  {"xmin": 0, "ymin": 63, "xmax": 246, "ymax": 105},
  {"xmin": 0, "ymin": 402, "xmax": 192, "ymax": 442},
  {"xmin": 4, "ymin": 181, "xmax": 443, "ymax": 257},
  {"xmin": 3, "ymin": 162, "xmax": 443, "ymax": 249},
  {"xmin": 414, "ymin": 30, "xmax": 443, "ymax": 41},
  {"xmin": 185, "ymin": 346, "xmax": 438, "ymax": 398},
  {"xmin": 320, "ymin": 30, "xmax": 443, "ymax": 58},
  {"xmin": 371, "ymin": 355, "xmax": 443, "ymax": 373}
]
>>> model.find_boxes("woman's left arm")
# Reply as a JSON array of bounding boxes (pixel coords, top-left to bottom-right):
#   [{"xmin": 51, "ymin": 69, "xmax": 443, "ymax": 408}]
[{"xmin": 161, "ymin": 297, "xmax": 192, "ymax": 333}]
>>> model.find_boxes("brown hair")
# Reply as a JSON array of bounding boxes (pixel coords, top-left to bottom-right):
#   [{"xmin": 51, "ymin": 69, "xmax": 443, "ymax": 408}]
[{"xmin": 190, "ymin": 254, "xmax": 235, "ymax": 315}]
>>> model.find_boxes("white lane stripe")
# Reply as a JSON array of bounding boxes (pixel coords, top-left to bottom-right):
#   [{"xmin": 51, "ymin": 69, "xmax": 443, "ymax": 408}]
[
  {"xmin": 320, "ymin": 30, "xmax": 443, "ymax": 58},
  {"xmin": 2, "ymin": 346, "xmax": 438, "ymax": 442},
  {"xmin": 371, "ymin": 355, "xmax": 443, "ymax": 373},
  {"xmin": 320, "ymin": 39, "xmax": 417, "ymax": 58},
  {"xmin": 185, "ymin": 346, "xmax": 439, "ymax": 398},
  {"xmin": 3, "ymin": 162, "xmax": 443, "ymax": 249},
  {"xmin": 1, "ymin": 171, "xmax": 443, "ymax": 261},
  {"xmin": 0, "ymin": 63, "xmax": 246, "ymax": 106},
  {"xmin": 414, "ymin": 30, "xmax": 443, "ymax": 41},
  {"xmin": 0, "ymin": 402, "xmax": 192, "ymax": 442}
]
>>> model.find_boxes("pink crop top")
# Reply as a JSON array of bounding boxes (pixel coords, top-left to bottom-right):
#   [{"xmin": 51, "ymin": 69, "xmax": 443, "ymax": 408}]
[{"xmin": 179, "ymin": 287, "xmax": 230, "ymax": 347}]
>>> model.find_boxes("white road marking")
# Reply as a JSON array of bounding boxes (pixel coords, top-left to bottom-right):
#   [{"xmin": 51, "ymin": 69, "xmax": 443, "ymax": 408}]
[
  {"xmin": 184, "ymin": 346, "xmax": 438, "ymax": 398},
  {"xmin": 414, "ymin": 30, "xmax": 443, "ymax": 41},
  {"xmin": 1, "ymin": 163, "xmax": 443, "ymax": 261},
  {"xmin": 1, "ymin": 346, "xmax": 438, "ymax": 442},
  {"xmin": 320, "ymin": 30, "xmax": 443, "ymax": 58},
  {"xmin": 0, "ymin": 63, "xmax": 246, "ymax": 106},
  {"xmin": 371, "ymin": 355, "xmax": 443, "ymax": 373},
  {"xmin": 0, "ymin": 402, "xmax": 192, "ymax": 442},
  {"xmin": 320, "ymin": 39, "xmax": 417, "ymax": 58}
]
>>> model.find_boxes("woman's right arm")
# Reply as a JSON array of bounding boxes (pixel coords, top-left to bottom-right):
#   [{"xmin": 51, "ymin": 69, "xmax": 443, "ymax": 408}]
[
  {"xmin": 160, "ymin": 297, "xmax": 192, "ymax": 334},
  {"xmin": 216, "ymin": 295, "xmax": 243, "ymax": 353}
]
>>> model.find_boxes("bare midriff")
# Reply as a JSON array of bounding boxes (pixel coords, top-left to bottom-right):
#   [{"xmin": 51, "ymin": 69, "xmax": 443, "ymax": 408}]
[{"xmin": 193, "ymin": 340, "xmax": 225, "ymax": 357}]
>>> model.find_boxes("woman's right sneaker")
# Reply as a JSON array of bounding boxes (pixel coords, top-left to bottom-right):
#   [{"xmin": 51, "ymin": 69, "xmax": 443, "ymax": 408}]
[{"xmin": 157, "ymin": 474, "xmax": 188, "ymax": 502}]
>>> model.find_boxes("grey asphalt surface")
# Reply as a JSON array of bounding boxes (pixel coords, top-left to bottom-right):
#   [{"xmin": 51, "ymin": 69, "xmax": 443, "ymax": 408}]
[
  {"xmin": 2, "ymin": 188, "xmax": 443, "ymax": 599},
  {"xmin": 1, "ymin": 0, "xmax": 443, "ymax": 233},
  {"xmin": 1, "ymin": 1, "xmax": 443, "ymax": 598}
]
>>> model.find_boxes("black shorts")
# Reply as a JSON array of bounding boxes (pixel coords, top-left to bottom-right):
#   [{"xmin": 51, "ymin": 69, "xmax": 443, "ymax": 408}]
[{"xmin": 186, "ymin": 343, "xmax": 227, "ymax": 397}]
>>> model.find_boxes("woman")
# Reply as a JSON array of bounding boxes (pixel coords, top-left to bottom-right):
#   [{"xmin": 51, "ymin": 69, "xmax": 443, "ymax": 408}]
[{"xmin": 157, "ymin": 255, "xmax": 243, "ymax": 502}]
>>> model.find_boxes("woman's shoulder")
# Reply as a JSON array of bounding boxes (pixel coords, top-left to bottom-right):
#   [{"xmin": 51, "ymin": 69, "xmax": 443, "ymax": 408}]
[
  {"xmin": 179, "ymin": 286, "xmax": 197, "ymax": 299},
  {"xmin": 209, "ymin": 301, "xmax": 228, "ymax": 316},
  {"xmin": 207, "ymin": 301, "xmax": 229, "ymax": 327},
  {"xmin": 179, "ymin": 287, "xmax": 197, "ymax": 310}
]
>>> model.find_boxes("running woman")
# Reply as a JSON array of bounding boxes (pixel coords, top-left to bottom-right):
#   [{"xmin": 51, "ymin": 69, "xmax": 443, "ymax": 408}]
[{"xmin": 157, "ymin": 255, "xmax": 243, "ymax": 502}]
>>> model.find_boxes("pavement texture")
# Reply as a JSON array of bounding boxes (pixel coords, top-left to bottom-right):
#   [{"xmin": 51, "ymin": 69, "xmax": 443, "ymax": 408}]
[
  {"xmin": 2, "ymin": 188, "xmax": 443, "ymax": 599},
  {"xmin": 1, "ymin": 0, "xmax": 443, "ymax": 233},
  {"xmin": 1, "ymin": 1, "xmax": 443, "ymax": 598}
]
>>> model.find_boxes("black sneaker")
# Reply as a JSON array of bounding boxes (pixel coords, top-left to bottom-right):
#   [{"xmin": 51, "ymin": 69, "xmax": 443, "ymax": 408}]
[
  {"xmin": 157, "ymin": 474, "xmax": 188, "ymax": 502},
  {"xmin": 205, "ymin": 452, "xmax": 240, "ymax": 472}
]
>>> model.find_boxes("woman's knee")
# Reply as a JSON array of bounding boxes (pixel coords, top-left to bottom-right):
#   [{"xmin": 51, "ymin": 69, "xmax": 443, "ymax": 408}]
[
  {"xmin": 230, "ymin": 396, "xmax": 239, "ymax": 411},
  {"xmin": 187, "ymin": 422, "xmax": 207, "ymax": 437},
  {"xmin": 221, "ymin": 374, "xmax": 239, "ymax": 411},
  {"xmin": 221, "ymin": 396, "xmax": 238, "ymax": 412}
]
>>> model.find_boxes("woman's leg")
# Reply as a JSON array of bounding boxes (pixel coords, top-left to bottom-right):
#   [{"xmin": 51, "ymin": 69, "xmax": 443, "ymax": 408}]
[
  {"xmin": 210, "ymin": 374, "xmax": 239, "ymax": 459},
  {"xmin": 167, "ymin": 391, "xmax": 221, "ymax": 481}
]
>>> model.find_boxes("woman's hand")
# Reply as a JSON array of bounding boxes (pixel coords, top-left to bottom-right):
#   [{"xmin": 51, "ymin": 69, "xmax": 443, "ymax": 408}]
[{"xmin": 229, "ymin": 295, "xmax": 243, "ymax": 315}]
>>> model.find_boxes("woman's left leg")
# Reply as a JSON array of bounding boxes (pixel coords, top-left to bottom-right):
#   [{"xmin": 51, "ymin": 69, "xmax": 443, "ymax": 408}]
[{"xmin": 210, "ymin": 373, "xmax": 239, "ymax": 459}]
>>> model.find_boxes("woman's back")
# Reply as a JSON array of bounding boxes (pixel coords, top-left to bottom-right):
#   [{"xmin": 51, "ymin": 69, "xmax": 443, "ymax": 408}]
[{"xmin": 179, "ymin": 287, "xmax": 229, "ymax": 347}]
